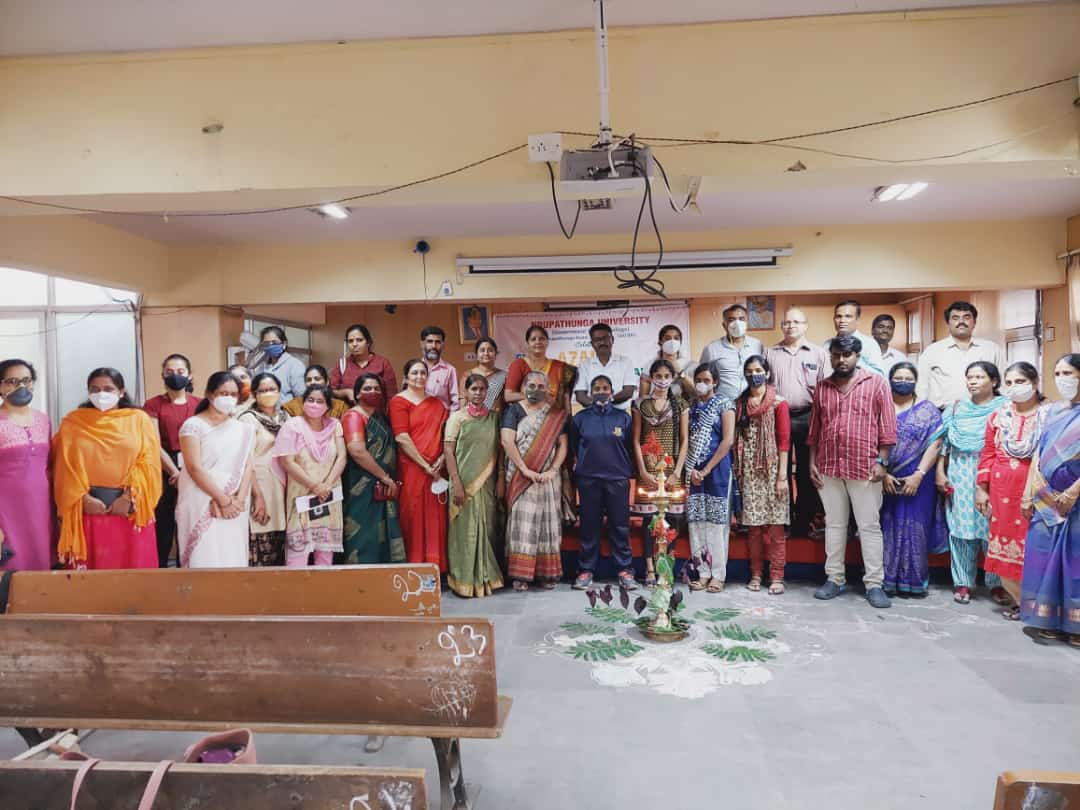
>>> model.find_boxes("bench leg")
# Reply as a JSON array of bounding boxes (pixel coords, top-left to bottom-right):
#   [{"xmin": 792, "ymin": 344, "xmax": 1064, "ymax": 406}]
[{"xmin": 431, "ymin": 736, "xmax": 470, "ymax": 810}]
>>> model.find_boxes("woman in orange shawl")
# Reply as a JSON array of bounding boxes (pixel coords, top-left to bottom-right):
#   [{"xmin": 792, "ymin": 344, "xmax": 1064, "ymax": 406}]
[
  {"xmin": 389, "ymin": 359, "xmax": 450, "ymax": 571},
  {"xmin": 505, "ymin": 325, "xmax": 577, "ymax": 412},
  {"xmin": 52, "ymin": 368, "xmax": 162, "ymax": 569}
]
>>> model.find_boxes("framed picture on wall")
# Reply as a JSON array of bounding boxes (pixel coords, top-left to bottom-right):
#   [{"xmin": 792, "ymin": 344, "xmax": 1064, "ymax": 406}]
[
  {"xmin": 747, "ymin": 295, "xmax": 776, "ymax": 331},
  {"xmin": 459, "ymin": 305, "xmax": 490, "ymax": 344}
]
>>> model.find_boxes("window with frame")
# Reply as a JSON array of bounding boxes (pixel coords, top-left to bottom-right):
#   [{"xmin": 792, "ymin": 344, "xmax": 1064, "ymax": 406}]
[{"xmin": 999, "ymin": 289, "xmax": 1041, "ymax": 369}]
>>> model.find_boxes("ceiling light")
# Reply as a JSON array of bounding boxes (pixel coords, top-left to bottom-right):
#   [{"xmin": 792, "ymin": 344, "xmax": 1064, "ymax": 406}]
[
  {"xmin": 317, "ymin": 203, "xmax": 350, "ymax": 220},
  {"xmin": 872, "ymin": 183, "xmax": 928, "ymax": 202}
]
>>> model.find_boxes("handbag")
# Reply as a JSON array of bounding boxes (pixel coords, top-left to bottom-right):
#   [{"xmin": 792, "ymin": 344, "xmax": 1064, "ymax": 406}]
[
  {"xmin": 67, "ymin": 729, "xmax": 256, "ymax": 809},
  {"xmin": 374, "ymin": 480, "xmax": 400, "ymax": 502}
]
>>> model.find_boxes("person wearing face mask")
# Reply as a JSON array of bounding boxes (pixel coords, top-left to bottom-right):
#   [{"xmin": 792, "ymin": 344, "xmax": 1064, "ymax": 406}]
[
  {"xmin": 467, "ymin": 338, "xmax": 507, "ymax": 413},
  {"xmin": 685, "ymin": 365, "xmax": 736, "ymax": 592},
  {"xmin": 640, "ymin": 324, "xmax": 693, "ymax": 402},
  {"xmin": 571, "ymin": 376, "xmax": 636, "ymax": 591},
  {"xmin": 52, "ymin": 367, "xmax": 162, "ymax": 569},
  {"xmin": 176, "ymin": 371, "xmax": 256, "ymax": 568},
  {"xmin": 766, "ymin": 307, "xmax": 828, "ymax": 538},
  {"xmin": 501, "ymin": 370, "xmax": 569, "ymax": 591},
  {"xmin": 0, "ymin": 358, "xmax": 54, "ymax": 571},
  {"xmin": 228, "ymin": 364, "xmax": 254, "ymax": 414},
  {"xmin": 1018, "ymin": 353, "xmax": 1080, "ymax": 647},
  {"xmin": 444, "ymin": 374, "xmax": 505, "ymax": 598},
  {"xmin": 632, "ymin": 358, "xmax": 689, "ymax": 587},
  {"xmin": 237, "ymin": 373, "xmax": 289, "ymax": 565},
  {"xmin": 880, "ymin": 362, "xmax": 943, "ymax": 598},
  {"xmin": 734, "ymin": 356, "xmax": 791, "ymax": 595},
  {"xmin": 808, "ymin": 337, "xmax": 897, "ymax": 609},
  {"xmin": 974, "ymin": 362, "xmax": 1047, "ymax": 619},
  {"xmin": 144, "ymin": 353, "xmax": 201, "ymax": 567},
  {"xmin": 420, "ymin": 326, "xmax": 460, "ymax": 412},
  {"xmin": 698, "ymin": 304, "xmax": 764, "ymax": 401},
  {"xmin": 251, "ymin": 326, "xmax": 306, "ymax": 403},
  {"xmin": 574, "ymin": 323, "xmax": 638, "ymax": 412},
  {"xmin": 330, "ymin": 324, "xmax": 397, "ymax": 407},
  {"xmin": 934, "ymin": 361, "xmax": 1007, "ymax": 605},
  {"xmin": 390, "ymin": 359, "xmax": 450, "ymax": 571},
  {"xmin": 283, "ymin": 365, "xmax": 349, "ymax": 420},
  {"xmin": 340, "ymin": 374, "xmax": 405, "ymax": 565},
  {"xmin": 273, "ymin": 384, "xmax": 347, "ymax": 567}
]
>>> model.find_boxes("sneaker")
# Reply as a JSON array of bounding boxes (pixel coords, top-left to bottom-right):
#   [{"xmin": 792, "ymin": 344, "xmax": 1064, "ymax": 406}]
[
  {"xmin": 866, "ymin": 587, "xmax": 892, "ymax": 609},
  {"xmin": 814, "ymin": 581, "xmax": 847, "ymax": 600},
  {"xmin": 572, "ymin": 572, "xmax": 593, "ymax": 590},
  {"xmin": 618, "ymin": 570, "xmax": 638, "ymax": 591}
]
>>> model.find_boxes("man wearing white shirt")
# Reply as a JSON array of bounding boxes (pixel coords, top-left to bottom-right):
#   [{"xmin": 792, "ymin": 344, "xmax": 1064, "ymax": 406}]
[
  {"xmin": 824, "ymin": 300, "xmax": 885, "ymax": 377},
  {"xmin": 574, "ymin": 322, "xmax": 638, "ymax": 412},
  {"xmin": 698, "ymin": 304, "xmax": 764, "ymax": 401},
  {"xmin": 916, "ymin": 301, "xmax": 1003, "ymax": 408},
  {"xmin": 871, "ymin": 314, "xmax": 908, "ymax": 376}
]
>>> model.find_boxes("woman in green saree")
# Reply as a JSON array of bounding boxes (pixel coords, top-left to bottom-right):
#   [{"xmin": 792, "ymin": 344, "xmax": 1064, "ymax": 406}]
[
  {"xmin": 340, "ymin": 373, "xmax": 406, "ymax": 564},
  {"xmin": 445, "ymin": 373, "xmax": 505, "ymax": 597}
]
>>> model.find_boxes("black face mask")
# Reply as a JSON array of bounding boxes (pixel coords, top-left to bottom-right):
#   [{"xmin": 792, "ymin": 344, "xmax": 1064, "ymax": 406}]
[{"xmin": 164, "ymin": 373, "xmax": 190, "ymax": 391}]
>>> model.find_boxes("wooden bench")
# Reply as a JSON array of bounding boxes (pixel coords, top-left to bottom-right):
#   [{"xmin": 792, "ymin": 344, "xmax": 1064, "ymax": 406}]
[
  {"xmin": 0, "ymin": 760, "xmax": 428, "ymax": 809},
  {"xmin": 0, "ymin": 563, "xmax": 442, "ymax": 618},
  {"xmin": 994, "ymin": 771, "xmax": 1080, "ymax": 809}
]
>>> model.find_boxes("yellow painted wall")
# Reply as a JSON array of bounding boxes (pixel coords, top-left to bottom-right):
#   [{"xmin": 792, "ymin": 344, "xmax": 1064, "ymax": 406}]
[
  {"xmin": 158, "ymin": 219, "xmax": 1066, "ymax": 307},
  {"xmin": 140, "ymin": 306, "xmax": 243, "ymax": 396}
]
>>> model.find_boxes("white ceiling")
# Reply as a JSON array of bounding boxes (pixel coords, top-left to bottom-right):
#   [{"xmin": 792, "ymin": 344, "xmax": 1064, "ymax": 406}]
[
  {"xmin": 0, "ymin": 0, "xmax": 1057, "ymax": 56},
  {"xmin": 88, "ymin": 176, "xmax": 1080, "ymax": 244}
]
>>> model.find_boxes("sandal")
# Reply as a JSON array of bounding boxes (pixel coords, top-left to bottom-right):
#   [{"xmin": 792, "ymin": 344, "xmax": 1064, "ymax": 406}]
[
  {"xmin": 769, "ymin": 581, "xmax": 785, "ymax": 595},
  {"xmin": 644, "ymin": 571, "xmax": 657, "ymax": 589},
  {"xmin": 706, "ymin": 578, "xmax": 724, "ymax": 593},
  {"xmin": 746, "ymin": 576, "xmax": 762, "ymax": 592},
  {"xmin": 1038, "ymin": 628, "xmax": 1064, "ymax": 641},
  {"xmin": 953, "ymin": 586, "xmax": 971, "ymax": 605},
  {"xmin": 1068, "ymin": 634, "xmax": 1080, "ymax": 649},
  {"xmin": 512, "ymin": 580, "xmax": 529, "ymax": 592},
  {"xmin": 990, "ymin": 587, "xmax": 1013, "ymax": 606},
  {"xmin": 689, "ymin": 579, "xmax": 707, "ymax": 591},
  {"xmin": 1001, "ymin": 606, "xmax": 1020, "ymax": 621}
]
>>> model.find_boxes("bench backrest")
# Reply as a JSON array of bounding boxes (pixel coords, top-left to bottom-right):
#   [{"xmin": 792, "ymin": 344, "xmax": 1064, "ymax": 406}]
[
  {"xmin": 0, "ymin": 614, "xmax": 498, "ymax": 731},
  {"xmin": 0, "ymin": 564, "xmax": 441, "ymax": 617},
  {"xmin": 0, "ymin": 761, "xmax": 428, "ymax": 809},
  {"xmin": 994, "ymin": 771, "xmax": 1080, "ymax": 810}
]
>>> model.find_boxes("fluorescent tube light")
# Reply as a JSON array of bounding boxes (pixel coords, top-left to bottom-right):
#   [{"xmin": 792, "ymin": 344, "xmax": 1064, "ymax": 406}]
[
  {"xmin": 456, "ymin": 248, "xmax": 793, "ymax": 276},
  {"xmin": 317, "ymin": 204, "xmax": 350, "ymax": 220},
  {"xmin": 896, "ymin": 182, "xmax": 928, "ymax": 201},
  {"xmin": 873, "ymin": 182, "xmax": 928, "ymax": 202}
]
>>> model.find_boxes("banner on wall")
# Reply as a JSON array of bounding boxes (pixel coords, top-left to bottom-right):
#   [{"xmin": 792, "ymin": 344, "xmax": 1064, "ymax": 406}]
[{"xmin": 492, "ymin": 303, "xmax": 691, "ymax": 378}]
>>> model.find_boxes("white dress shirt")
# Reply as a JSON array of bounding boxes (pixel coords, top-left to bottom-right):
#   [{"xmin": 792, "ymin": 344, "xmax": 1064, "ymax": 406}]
[
  {"xmin": 916, "ymin": 336, "xmax": 1003, "ymax": 408},
  {"xmin": 575, "ymin": 353, "xmax": 639, "ymax": 411}
]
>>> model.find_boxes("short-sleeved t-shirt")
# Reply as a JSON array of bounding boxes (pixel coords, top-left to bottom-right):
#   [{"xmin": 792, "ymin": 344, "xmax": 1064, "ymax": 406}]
[
  {"xmin": 144, "ymin": 394, "xmax": 202, "ymax": 453},
  {"xmin": 573, "ymin": 354, "xmax": 639, "ymax": 411}
]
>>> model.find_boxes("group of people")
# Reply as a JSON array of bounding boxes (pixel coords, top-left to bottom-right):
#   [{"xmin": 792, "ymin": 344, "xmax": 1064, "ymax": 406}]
[{"xmin": 0, "ymin": 301, "xmax": 1077, "ymax": 646}]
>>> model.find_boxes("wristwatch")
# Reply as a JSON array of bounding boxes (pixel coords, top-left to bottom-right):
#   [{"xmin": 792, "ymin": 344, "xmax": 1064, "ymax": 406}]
[{"xmin": 874, "ymin": 457, "xmax": 887, "ymax": 467}]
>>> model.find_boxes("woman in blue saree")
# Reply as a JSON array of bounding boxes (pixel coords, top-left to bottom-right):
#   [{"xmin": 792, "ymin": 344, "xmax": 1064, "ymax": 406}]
[
  {"xmin": 881, "ymin": 363, "xmax": 942, "ymax": 597},
  {"xmin": 1019, "ymin": 353, "xmax": 1080, "ymax": 647}
]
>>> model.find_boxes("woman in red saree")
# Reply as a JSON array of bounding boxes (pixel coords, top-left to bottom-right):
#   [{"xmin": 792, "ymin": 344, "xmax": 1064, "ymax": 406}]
[{"xmin": 389, "ymin": 358, "xmax": 450, "ymax": 571}]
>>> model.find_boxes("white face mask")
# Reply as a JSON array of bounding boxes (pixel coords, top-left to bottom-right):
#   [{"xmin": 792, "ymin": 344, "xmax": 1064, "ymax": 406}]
[
  {"xmin": 1005, "ymin": 382, "xmax": 1034, "ymax": 403},
  {"xmin": 212, "ymin": 395, "xmax": 238, "ymax": 415},
  {"xmin": 661, "ymin": 338, "xmax": 681, "ymax": 356},
  {"xmin": 727, "ymin": 320, "xmax": 747, "ymax": 339},
  {"xmin": 89, "ymin": 391, "xmax": 120, "ymax": 411},
  {"xmin": 1055, "ymin": 375, "xmax": 1079, "ymax": 401},
  {"xmin": 695, "ymin": 381, "xmax": 712, "ymax": 396}
]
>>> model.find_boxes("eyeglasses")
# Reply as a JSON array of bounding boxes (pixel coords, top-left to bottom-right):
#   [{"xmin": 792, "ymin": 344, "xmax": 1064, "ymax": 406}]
[
  {"xmin": 1, "ymin": 377, "xmax": 33, "ymax": 387},
  {"xmin": 780, "ymin": 320, "xmax": 806, "ymax": 327}
]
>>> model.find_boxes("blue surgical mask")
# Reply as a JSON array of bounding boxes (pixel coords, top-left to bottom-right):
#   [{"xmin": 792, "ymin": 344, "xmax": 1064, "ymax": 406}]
[
  {"xmin": 265, "ymin": 343, "xmax": 285, "ymax": 360},
  {"xmin": 593, "ymin": 393, "xmax": 612, "ymax": 409},
  {"xmin": 890, "ymin": 380, "xmax": 916, "ymax": 397},
  {"xmin": 747, "ymin": 373, "xmax": 767, "ymax": 388}
]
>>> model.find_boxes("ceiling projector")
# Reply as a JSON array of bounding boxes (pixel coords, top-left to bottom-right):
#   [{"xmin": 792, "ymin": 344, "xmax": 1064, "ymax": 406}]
[{"xmin": 558, "ymin": 144, "xmax": 654, "ymax": 200}]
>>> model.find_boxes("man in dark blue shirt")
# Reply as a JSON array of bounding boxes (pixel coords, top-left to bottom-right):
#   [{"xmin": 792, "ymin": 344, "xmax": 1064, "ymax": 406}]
[{"xmin": 571, "ymin": 375, "xmax": 637, "ymax": 591}]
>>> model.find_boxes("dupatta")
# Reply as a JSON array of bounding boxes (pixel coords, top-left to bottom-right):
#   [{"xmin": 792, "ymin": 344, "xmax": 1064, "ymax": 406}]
[
  {"xmin": 271, "ymin": 415, "xmax": 341, "ymax": 483},
  {"xmin": 934, "ymin": 396, "xmax": 1007, "ymax": 454},
  {"xmin": 889, "ymin": 400, "xmax": 943, "ymax": 475},
  {"xmin": 52, "ymin": 408, "xmax": 163, "ymax": 565}
]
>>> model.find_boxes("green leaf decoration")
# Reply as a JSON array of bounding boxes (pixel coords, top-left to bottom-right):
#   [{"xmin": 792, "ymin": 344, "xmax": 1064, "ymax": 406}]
[
  {"xmin": 656, "ymin": 554, "xmax": 675, "ymax": 582},
  {"xmin": 585, "ymin": 606, "xmax": 633, "ymax": 623},
  {"xmin": 708, "ymin": 623, "xmax": 777, "ymax": 643},
  {"xmin": 693, "ymin": 607, "xmax": 741, "ymax": 622},
  {"xmin": 634, "ymin": 615, "xmax": 692, "ymax": 633},
  {"xmin": 701, "ymin": 643, "xmax": 774, "ymax": 663},
  {"xmin": 559, "ymin": 622, "xmax": 616, "ymax": 638},
  {"xmin": 569, "ymin": 638, "xmax": 644, "ymax": 661}
]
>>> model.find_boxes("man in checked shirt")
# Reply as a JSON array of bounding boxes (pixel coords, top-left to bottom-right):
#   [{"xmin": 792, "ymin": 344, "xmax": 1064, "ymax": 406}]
[{"xmin": 808, "ymin": 335, "xmax": 898, "ymax": 609}]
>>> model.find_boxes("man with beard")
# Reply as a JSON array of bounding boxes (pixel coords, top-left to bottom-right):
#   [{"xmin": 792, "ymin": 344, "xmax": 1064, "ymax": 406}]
[
  {"xmin": 808, "ymin": 335, "xmax": 897, "ymax": 609},
  {"xmin": 915, "ymin": 301, "xmax": 1002, "ymax": 409},
  {"xmin": 419, "ymin": 325, "xmax": 460, "ymax": 412}
]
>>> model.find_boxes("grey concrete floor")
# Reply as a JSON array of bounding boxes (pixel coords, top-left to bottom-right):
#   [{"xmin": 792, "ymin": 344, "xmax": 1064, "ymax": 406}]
[{"xmin": 4, "ymin": 581, "xmax": 1078, "ymax": 809}]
